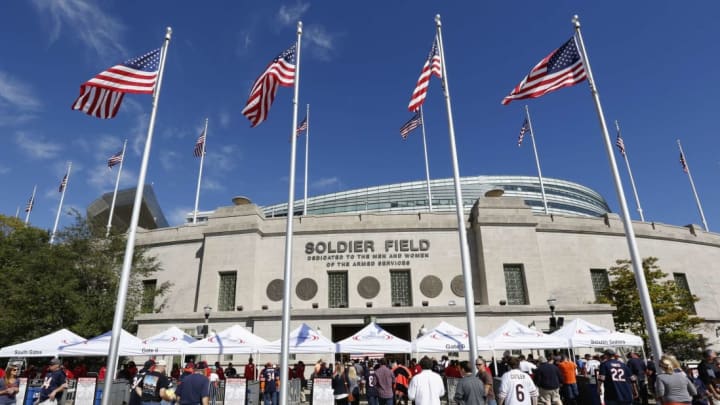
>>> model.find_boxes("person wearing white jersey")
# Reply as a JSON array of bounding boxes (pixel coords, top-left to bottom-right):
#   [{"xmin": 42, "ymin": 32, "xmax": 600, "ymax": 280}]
[{"xmin": 498, "ymin": 357, "xmax": 539, "ymax": 405}]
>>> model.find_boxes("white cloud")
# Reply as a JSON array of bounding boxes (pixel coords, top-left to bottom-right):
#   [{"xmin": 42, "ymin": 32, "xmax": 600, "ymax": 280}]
[
  {"xmin": 159, "ymin": 151, "xmax": 180, "ymax": 171},
  {"xmin": 15, "ymin": 132, "xmax": 62, "ymax": 159},
  {"xmin": 0, "ymin": 71, "xmax": 42, "ymax": 111},
  {"xmin": 87, "ymin": 163, "xmax": 136, "ymax": 192},
  {"xmin": 312, "ymin": 177, "xmax": 340, "ymax": 189},
  {"xmin": 304, "ymin": 25, "xmax": 337, "ymax": 61},
  {"xmin": 277, "ymin": 3, "xmax": 310, "ymax": 25},
  {"xmin": 167, "ymin": 206, "xmax": 193, "ymax": 226},
  {"xmin": 130, "ymin": 113, "xmax": 150, "ymax": 156},
  {"xmin": 206, "ymin": 144, "xmax": 239, "ymax": 172},
  {"xmin": 0, "ymin": 166, "xmax": 10, "ymax": 175},
  {"xmin": 218, "ymin": 111, "xmax": 231, "ymax": 129},
  {"xmin": 202, "ymin": 178, "xmax": 225, "ymax": 192},
  {"xmin": 31, "ymin": 0, "xmax": 126, "ymax": 59}
]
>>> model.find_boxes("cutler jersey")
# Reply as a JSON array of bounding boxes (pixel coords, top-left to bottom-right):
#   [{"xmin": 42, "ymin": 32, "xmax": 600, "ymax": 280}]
[{"xmin": 498, "ymin": 369, "xmax": 538, "ymax": 405}]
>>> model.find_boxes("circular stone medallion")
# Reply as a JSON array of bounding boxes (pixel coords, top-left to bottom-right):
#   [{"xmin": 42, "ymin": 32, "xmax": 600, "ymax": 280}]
[
  {"xmin": 450, "ymin": 275, "xmax": 465, "ymax": 297},
  {"xmin": 357, "ymin": 276, "xmax": 381, "ymax": 299},
  {"xmin": 420, "ymin": 275, "xmax": 443, "ymax": 298},
  {"xmin": 295, "ymin": 278, "xmax": 318, "ymax": 301},
  {"xmin": 266, "ymin": 279, "xmax": 285, "ymax": 301}
]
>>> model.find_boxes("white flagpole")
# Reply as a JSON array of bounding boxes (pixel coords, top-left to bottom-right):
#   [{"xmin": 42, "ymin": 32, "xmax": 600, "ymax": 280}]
[
  {"xmin": 435, "ymin": 14, "xmax": 479, "ymax": 371},
  {"xmin": 193, "ymin": 118, "xmax": 209, "ymax": 224},
  {"xmin": 524, "ymin": 105, "xmax": 549, "ymax": 215},
  {"xmin": 303, "ymin": 104, "xmax": 310, "ymax": 216},
  {"xmin": 573, "ymin": 15, "xmax": 663, "ymax": 363},
  {"xmin": 50, "ymin": 161, "xmax": 72, "ymax": 244},
  {"xmin": 419, "ymin": 106, "xmax": 434, "ymax": 212},
  {"xmin": 24, "ymin": 185, "xmax": 36, "ymax": 225},
  {"xmin": 677, "ymin": 139, "xmax": 708, "ymax": 231},
  {"xmin": 14, "ymin": 206, "xmax": 19, "ymax": 219},
  {"xmin": 106, "ymin": 139, "xmax": 128, "ymax": 237},
  {"xmin": 279, "ymin": 21, "xmax": 302, "ymax": 405},
  {"xmin": 101, "ymin": 27, "xmax": 172, "ymax": 405},
  {"xmin": 615, "ymin": 121, "xmax": 645, "ymax": 222}
]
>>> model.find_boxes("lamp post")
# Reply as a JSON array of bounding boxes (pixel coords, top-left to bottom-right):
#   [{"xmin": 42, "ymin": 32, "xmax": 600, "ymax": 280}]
[
  {"xmin": 547, "ymin": 298, "xmax": 558, "ymax": 332},
  {"xmin": 203, "ymin": 305, "xmax": 212, "ymax": 338}
]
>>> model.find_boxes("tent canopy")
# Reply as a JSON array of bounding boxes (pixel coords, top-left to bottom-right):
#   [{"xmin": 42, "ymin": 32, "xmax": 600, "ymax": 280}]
[
  {"xmin": 186, "ymin": 325, "xmax": 270, "ymax": 355},
  {"xmin": 0, "ymin": 329, "xmax": 86, "ymax": 358},
  {"xmin": 551, "ymin": 318, "xmax": 644, "ymax": 348},
  {"xmin": 335, "ymin": 322, "xmax": 411, "ymax": 354},
  {"xmin": 140, "ymin": 326, "xmax": 197, "ymax": 355},
  {"xmin": 412, "ymin": 321, "xmax": 492, "ymax": 352},
  {"xmin": 59, "ymin": 329, "xmax": 144, "ymax": 356},
  {"xmin": 485, "ymin": 319, "xmax": 567, "ymax": 350},
  {"xmin": 265, "ymin": 323, "xmax": 335, "ymax": 354}
]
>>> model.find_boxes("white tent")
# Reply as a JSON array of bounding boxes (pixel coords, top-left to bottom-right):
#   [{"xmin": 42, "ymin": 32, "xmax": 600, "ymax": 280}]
[
  {"xmin": 0, "ymin": 329, "xmax": 86, "ymax": 358},
  {"xmin": 551, "ymin": 318, "xmax": 644, "ymax": 348},
  {"xmin": 186, "ymin": 325, "xmax": 270, "ymax": 355},
  {"xmin": 140, "ymin": 326, "xmax": 197, "ymax": 355},
  {"xmin": 485, "ymin": 319, "xmax": 567, "ymax": 350},
  {"xmin": 264, "ymin": 323, "xmax": 335, "ymax": 354},
  {"xmin": 412, "ymin": 321, "xmax": 492, "ymax": 353},
  {"xmin": 335, "ymin": 322, "xmax": 411, "ymax": 353},
  {"xmin": 59, "ymin": 329, "xmax": 145, "ymax": 356}
]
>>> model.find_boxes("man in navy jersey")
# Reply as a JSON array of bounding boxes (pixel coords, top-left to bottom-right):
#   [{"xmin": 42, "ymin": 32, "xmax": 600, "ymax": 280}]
[
  {"xmin": 260, "ymin": 362, "xmax": 279, "ymax": 405},
  {"xmin": 597, "ymin": 350, "xmax": 637, "ymax": 405},
  {"xmin": 365, "ymin": 362, "xmax": 379, "ymax": 405}
]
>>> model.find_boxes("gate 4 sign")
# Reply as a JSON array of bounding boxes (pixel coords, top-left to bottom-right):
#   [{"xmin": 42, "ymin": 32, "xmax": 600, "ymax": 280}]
[{"xmin": 224, "ymin": 379, "xmax": 247, "ymax": 405}]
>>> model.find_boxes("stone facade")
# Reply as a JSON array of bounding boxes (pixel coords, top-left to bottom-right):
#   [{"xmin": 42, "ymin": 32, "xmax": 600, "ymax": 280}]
[{"xmin": 134, "ymin": 195, "xmax": 720, "ymax": 360}]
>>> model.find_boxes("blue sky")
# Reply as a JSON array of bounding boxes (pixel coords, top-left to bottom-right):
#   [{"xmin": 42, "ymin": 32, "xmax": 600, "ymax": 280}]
[{"xmin": 1, "ymin": 1, "xmax": 719, "ymax": 232}]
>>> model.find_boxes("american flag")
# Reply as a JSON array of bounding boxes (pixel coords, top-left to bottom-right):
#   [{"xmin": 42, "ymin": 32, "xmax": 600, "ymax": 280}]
[
  {"xmin": 400, "ymin": 112, "xmax": 423, "ymax": 139},
  {"xmin": 615, "ymin": 133, "xmax": 626, "ymax": 156},
  {"xmin": 194, "ymin": 130, "xmax": 206, "ymax": 157},
  {"xmin": 72, "ymin": 49, "xmax": 161, "ymax": 119},
  {"xmin": 24, "ymin": 195, "xmax": 34, "ymax": 213},
  {"xmin": 501, "ymin": 38, "xmax": 587, "ymax": 105},
  {"xmin": 107, "ymin": 150, "xmax": 124, "ymax": 168},
  {"xmin": 518, "ymin": 118, "xmax": 530, "ymax": 147},
  {"xmin": 296, "ymin": 116, "xmax": 308, "ymax": 135},
  {"xmin": 680, "ymin": 152, "xmax": 688, "ymax": 173},
  {"xmin": 408, "ymin": 39, "xmax": 442, "ymax": 112},
  {"xmin": 241, "ymin": 44, "xmax": 296, "ymax": 127},
  {"xmin": 59, "ymin": 173, "xmax": 68, "ymax": 192}
]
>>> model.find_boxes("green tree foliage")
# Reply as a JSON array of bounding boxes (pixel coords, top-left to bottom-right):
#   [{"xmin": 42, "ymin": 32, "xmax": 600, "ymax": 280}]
[
  {"xmin": 0, "ymin": 213, "xmax": 170, "ymax": 347},
  {"xmin": 598, "ymin": 257, "xmax": 704, "ymax": 360}
]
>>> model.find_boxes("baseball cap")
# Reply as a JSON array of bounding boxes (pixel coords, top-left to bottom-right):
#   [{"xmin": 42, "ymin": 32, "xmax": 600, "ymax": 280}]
[
  {"xmin": 49, "ymin": 358, "xmax": 61, "ymax": 366},
  {"xmin": 537, "ymin": 356, "xmax": 547, "ymax": 363},
  {"xmin": 144, "ymin": 360, "xmax": 155, "ymax": 369},
  {"xmin": 603, "ymin": 349, "xmax": 616, "ymax": 357},
  {"xmin": 155, "ymin": 360, "xmax": 167, "ymax": 367}
]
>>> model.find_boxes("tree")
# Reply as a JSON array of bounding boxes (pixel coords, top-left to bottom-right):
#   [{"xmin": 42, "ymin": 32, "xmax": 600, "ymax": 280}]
[
  {"xmin": 0, "ymin": 213, "xmax": 170, "ymax": 347},
  {"xmin": 598, "ymin": 257, "xmax": 705, "ymax": 360}
]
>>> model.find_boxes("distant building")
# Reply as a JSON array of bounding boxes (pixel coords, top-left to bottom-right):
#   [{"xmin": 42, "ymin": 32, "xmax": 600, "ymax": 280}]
[{"xmin": 87, "ymin": 185, "xmax": 168, "ymax": 231}]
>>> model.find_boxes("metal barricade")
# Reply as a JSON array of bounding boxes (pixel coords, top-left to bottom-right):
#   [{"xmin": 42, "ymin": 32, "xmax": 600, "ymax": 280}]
[
  {"xmin": 61, "ymin": 379, "xmax": 77, "ymax": 405},
  {"xmin": 288, "ymin": 379, "xmax": 301, "ymax": 405}
]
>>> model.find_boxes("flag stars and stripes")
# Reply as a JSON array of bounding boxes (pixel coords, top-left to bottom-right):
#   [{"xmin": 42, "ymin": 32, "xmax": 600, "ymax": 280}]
[
  {"xmin": 616, "ymin": 134, "xmax": 626, "ymax": 156},
  {"xmin": 59, "ymin": 174, "xmax": 69, "ymax": 192},
  {"xmin": 108, "ymin": 150, "xmax": 124, "ymax": 168},
  {"xmin": 400, "ymin": 112, "xmax": 423, "ymax": 139},
  {"xmin": 518, "ymin": 118, "xmax": 530, "ymax": 147},
  {"xmin": 242, "ymin": 44, "xmax": 297, "ymax": 128},
  {"xmin": 25, "ymin": 195, "xmax": 34, "ymax": 213},
  {"xmin": 501, "ymin": 38, "xmax": 586, "ymax": 105},
  {"xmin": 296, "ymin": 117, "xmax": 308, "ymax": 135},
  {"xmin": 680, "ymin": 152, "xmax": 688, "ymax": 173},
  {"xmin": 408, "ymin": 39, "xmax": 442, "ymax": 112},
  {"xmin": 194, "ymin": 131, "xmax": 206, "ymax": 157},
  {"xmin": 72, "ymin": 48, "xmax": 161, "ymax": 119}
]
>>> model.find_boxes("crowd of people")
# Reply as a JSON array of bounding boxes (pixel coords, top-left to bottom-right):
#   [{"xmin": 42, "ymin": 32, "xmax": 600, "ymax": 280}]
[{"xmin": 2, "ymin": 349, "xmax": 716, "ymax": 405}]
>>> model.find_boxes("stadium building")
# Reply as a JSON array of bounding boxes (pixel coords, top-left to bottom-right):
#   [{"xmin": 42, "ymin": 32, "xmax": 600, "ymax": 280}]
[{"xmin": 131, "ymin": 175, "xmax": 720, "ymax": 359}]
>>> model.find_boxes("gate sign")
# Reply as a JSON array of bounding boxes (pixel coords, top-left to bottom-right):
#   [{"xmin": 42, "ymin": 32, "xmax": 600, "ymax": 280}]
[
  {"xmin": 75, "ymin": 377, "xmax": 97, "ymax": 405},
  {"xmin": 312, "ymin": 378, "xmax": 334, "ymax": 405},
  {"xmin": 224, "ymin": 378, "xmax": 247, "ymax": 405}
]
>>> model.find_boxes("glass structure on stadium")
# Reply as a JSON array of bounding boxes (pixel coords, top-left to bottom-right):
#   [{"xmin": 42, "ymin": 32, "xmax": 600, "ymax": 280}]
[{"xmin": 261, "ymin": 175, "xmax": 610, "ymax": 218}]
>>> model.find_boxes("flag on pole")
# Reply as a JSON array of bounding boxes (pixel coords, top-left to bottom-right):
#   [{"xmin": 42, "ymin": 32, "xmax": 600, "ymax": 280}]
[
  {"xmin": 24, "ymin": 195, "xmax": 34, "ymax": 213},
  {"xmin": 241, "ymin": 44, "xmax": 297, "ymax": 127},
  {"xmin": 59, "ymin": 173, "xmax": 68, "ymax": 192},
  {"xmin": 518, "ymin": 118, "xmax": 530, "ymax": 147},
  {"xmin": 72, "ymin": 49, "xmax": 161, "ymax": 119},
  {"xmin": 616, "ymin": 133, "xmax": 626, "ymax": 156},
  {"xmin": 400, "ymin": 112, "xmax": 423, "ymax": 139},
  {"xmin": 408, "ymin": 39, "xmax": 442, "ymax": 112},
  {"xmin": 193, "ymin": 130, "xmax": 206, "ymax": 157},
  {"xmin": 680, "ymin": 152, "xmax": 688, "ymax": 173},
  {"xmin": 107, "ymin": 150, "xmax": 124, "ymax": 168},
  {"xmin": 296, "ymin": 116, "xmax": 308, "ymax": 135},
  {"xmin": 501, "ymin": 38, "xmax": 587, "ymax": 105}
]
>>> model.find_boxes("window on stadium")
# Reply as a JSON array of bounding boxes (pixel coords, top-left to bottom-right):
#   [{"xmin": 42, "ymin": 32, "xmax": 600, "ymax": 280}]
[
  {"xmin": 218, "ymin": 271, "xmax": 237, "ymax": 311},
  {"xmin": 503, "ymin": 264, "xmax": 528, "ymax": 305},
  {"xmin": 328, "ymin": 271, "xmax": 348, "ymax": 308},
  {"xmin": 390, "ymin": 270, "xmax": 412, "ymax": 307},
  {"xmin": 673, "ymin": 273, "xmax": 696, "ymax": 314},
  {"xmin": 141, "ymin": 279, "xmax": 157, "ymax": 313},
  {"xmin": 590, "ymin": 269, "xmax": 610, "ymax": 302}
]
